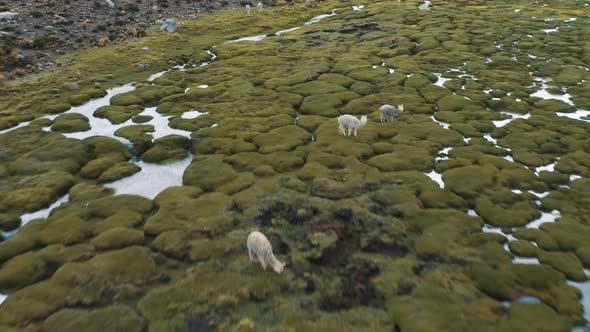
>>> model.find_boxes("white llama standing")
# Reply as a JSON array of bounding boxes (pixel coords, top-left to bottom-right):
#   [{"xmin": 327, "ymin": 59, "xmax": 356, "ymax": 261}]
[
  {"xmin": 246, "ymin": 4, "xmax": 251, "ymax": 15},
  {"xmin": 338, "ymin": 114, "xmax": 367, "ymax": 136},
  {"xmin": 379, "ymin": 104, "xmax": 404, "ymax": 123},
  {"xmin": 257, "ymin": 2, "xmax": 263, "ymax": 12},
  {"xmin": 247, "ymin": 231, "xmax": 286, "ymax": 273}
]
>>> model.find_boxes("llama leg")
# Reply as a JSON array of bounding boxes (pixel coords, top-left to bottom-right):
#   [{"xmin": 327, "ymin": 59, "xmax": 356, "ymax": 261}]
[
  {"xmin": 257, "ymin": 253, "xmax": 267, "ymax": 270},
  {"xmin": 353, "ymin": 128, "xmax": 358, "ymax": 136},
  {"xmin": 347, "ymin": 127, "xmax": 352, "ymax": 136},
  {"xmin": 338, "ymin": 125, "xmax": 345, "ymax": 135},
  {"xmin": 248, "ymin": 248, "xmax": 253, "ymax": 261},
  {"xmin": 380, "ymin": 114, "xmax": 384, "ymax": 123}
]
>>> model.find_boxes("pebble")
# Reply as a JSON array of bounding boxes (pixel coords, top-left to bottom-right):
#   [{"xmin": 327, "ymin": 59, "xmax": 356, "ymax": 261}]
[{"xmin": 65, "ymin": 83, "xmax": 80, "ymax": 90}]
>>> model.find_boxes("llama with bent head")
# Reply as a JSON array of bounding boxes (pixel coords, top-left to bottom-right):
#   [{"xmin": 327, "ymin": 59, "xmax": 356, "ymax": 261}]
[
  {"xmin": 247, "ymin": 231, "xmax": 286, "ymax": 273},
  {"xmin": 380, "ymin": 104, "xmax": 404, "ymax": 123},
  {"xmin": 338, "ymin": 114, "xmax": 367, "ymax": 136}
]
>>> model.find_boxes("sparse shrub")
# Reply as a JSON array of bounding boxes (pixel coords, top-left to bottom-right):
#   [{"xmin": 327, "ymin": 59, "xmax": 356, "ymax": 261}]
[
  {"xmin": 0, "ymin": 73, "xmax": 5, "ymax": 86},
  {"xmin": 31, "ymin": 10, "xmax": 44, "ymax": 18},
  {"xmin": 98, "ymin": 36, "xmax": 109, "ymax": 46},
  {"xmin": 22, "ymin": 37, "xmax": 34, "ymax": 48},
  {"xmin": 15, "ymin": 68, "xmax": 25, "ymax": 76},
  {"xmin": 81, "ymin": 20, "xmax": 89, "ymax": 30}
]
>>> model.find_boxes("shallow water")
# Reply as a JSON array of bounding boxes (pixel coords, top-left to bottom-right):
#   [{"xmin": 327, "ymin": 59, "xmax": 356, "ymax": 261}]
[
  {"xmin": 531, "ymin": 77, "xmax": 574, "ymax": 105},
  {"xmin": 534, "ymin": 160, "xmax": 558, "ymax": 175},
  {"xmin": 418, "ymin": 0, "xmax": 431, "ymax": 10},
  {"xmin": 275, "ymin": 27, "xmax": 301, "ymax": 36},
  {"xmin": 434, "ymin": 73, "xmax": 450, "ymax": 87},
  {"xmin": 227, "ymin": 34, "xmax": 267, "ymax": 43},
  {"xmin": 502, "ymin": 296, "xmax": 541, "ymax": 308},
  {"xmin": 352, "ymin": 5, "xmax": 365, "ymax": 11},
  {"xmin": 424, "ymin": 170, "xmax": 444, "ymax": 188},
  {"xmin": 526, "ymin": 210, "xmax": 561, "ymax": 229},
  {"xmin": 430, "ymin": 115, "xmax": 450, "ymax": 129},
  {"xmin": 105, "ymin": 156, "xmax": 193, "ymax": 200},
  {"xmin": 492, "ymin": 112, "xmax": 531, "ymax": 128},
  {"xmin": 137, "ymin": 107, "xmax": 192, "ymax": 140},
  {"xmin": 512, "ymin": 256, "xmax": 541, "ymax": 264},
  {"xmin": 557, "ymin": 110, "xmax": 590, "ymax": 124},
  {"xmin": 181, "ymin": 110, "xmax": 209, "ymax": 119},
  {"xmin": 0, "ymin": 293, "xmax": 6, "ymax": 306},
  {"xmin": 305, "ymin": 10, "xmax": 337, "ymax": 25},
  {"xmin": 0, "ymin": 195, "xmax": 70, "ymax": 240}
]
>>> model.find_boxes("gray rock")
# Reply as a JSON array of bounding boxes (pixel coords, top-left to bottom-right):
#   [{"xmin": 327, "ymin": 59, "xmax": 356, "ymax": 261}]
[
  {"xmin": 0, "ymin": 12, "xmax": 18, "ymax": 20},
  {"xmin": 138, "ymin": 63, "xmax": 150, "ymax": 71},
  {"xmin": 155, "ymin": 19, "xmax": 164, "ymax": 25},
  {"xmin": 160, "ymin": 19, "xmax": 177, "ymax": 33},
  {"xmin": 141, "ymin": 47, "xmax": 150, "ymax": 51},
  {"xmin": 66, "ymin": 83, "xmax": 80, "ymax": 90},
  {"xmin": 105, "ymin": 0, "xmax": 115, "ymax": 8}
]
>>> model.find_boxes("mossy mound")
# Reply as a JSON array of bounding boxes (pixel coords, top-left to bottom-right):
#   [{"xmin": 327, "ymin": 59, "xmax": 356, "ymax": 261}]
[
  {"xmin": 94, "ymin": 105, "xmax": 145, "ymax": 124},
  {"xmin": 43, "ymin": 305, "xmax": 145, "ymax": 332},
  {"xmin": 183, "ymin": 157, "xmax": 237, "ymax": 191},
  {"xmin": 141, "ymin": 135, "xmax": 190, "ymax": 163},
  {"xmin": 443, "ymin": 165, "xmax": 497, "ymax": 199},
  {"xmin": 144, "ymin": 187, "xmax": 233, "ymax": 235},
  {"xmin": 50, "ymin": 113, "xmax": 90, "ymax": 133},
  {"xmin": 367, "ymin": 145, "xmax": 433, "ymax": 172},
  {"xmin": 252, "ymin": 125, "xmax": 311, "ymax": 153},
  {"xmin": 90, "ymin": 227, "xmax": 145, "ymax": 250}
]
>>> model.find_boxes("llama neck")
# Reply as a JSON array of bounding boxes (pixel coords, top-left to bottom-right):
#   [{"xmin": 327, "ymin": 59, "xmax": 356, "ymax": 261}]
[{"xmin": 359, "ymin": 117, "xmax": 367, "ymax": 127}]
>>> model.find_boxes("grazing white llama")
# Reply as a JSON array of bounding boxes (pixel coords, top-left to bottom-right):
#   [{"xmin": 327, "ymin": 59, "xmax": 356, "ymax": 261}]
[
  {"xmin": 379, "ymin": 104, "xmax": 404, "ymax": 123},
  {"xmin": 257, "ymin": 2, "xmax": 263, "ymax": 12},
  {"xmin": 246, "ymin": 4, "xmax": 251, "ymax": 15},
  {"xmin": 247, "ymin": 231, "xmax": 286, "ymax": 273},
  {"xmin": 338, "ymin": 114, "xmax": 367, "ymax": 136}
]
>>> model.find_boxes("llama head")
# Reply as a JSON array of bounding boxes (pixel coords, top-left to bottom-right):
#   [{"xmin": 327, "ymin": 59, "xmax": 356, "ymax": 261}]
[
  {"xmin": 398, "ymin": 104, "xmax": 404, "ymax": 112},
  {"xmin": 273, "ymin": 260, "xmax": 286, "ymax": 273},
  {"xmin": 359, "ymin": 115, "xmax": 368, "ymax": 127}
]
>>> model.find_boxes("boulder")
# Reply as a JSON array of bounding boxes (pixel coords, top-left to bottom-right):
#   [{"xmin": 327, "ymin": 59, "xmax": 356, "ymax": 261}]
[{"xmin": 160, "ymin": 19, "xmax": 177, "ymax": 33}]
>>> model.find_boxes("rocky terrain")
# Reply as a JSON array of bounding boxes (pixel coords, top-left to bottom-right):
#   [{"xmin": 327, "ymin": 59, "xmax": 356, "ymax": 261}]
[
  {"xmin": 0, "ymin": 0, "xmax": 270, "ymax": 80},
  {"xmin": 1, "ymin": 0, "xmax": 590, "ymax": 331}
]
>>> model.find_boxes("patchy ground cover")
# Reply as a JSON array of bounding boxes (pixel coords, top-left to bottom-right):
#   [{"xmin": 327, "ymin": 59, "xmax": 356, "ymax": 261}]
[{"xmin": 1, "ymin": 0, "xmax": 590, "ymax": 331}]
